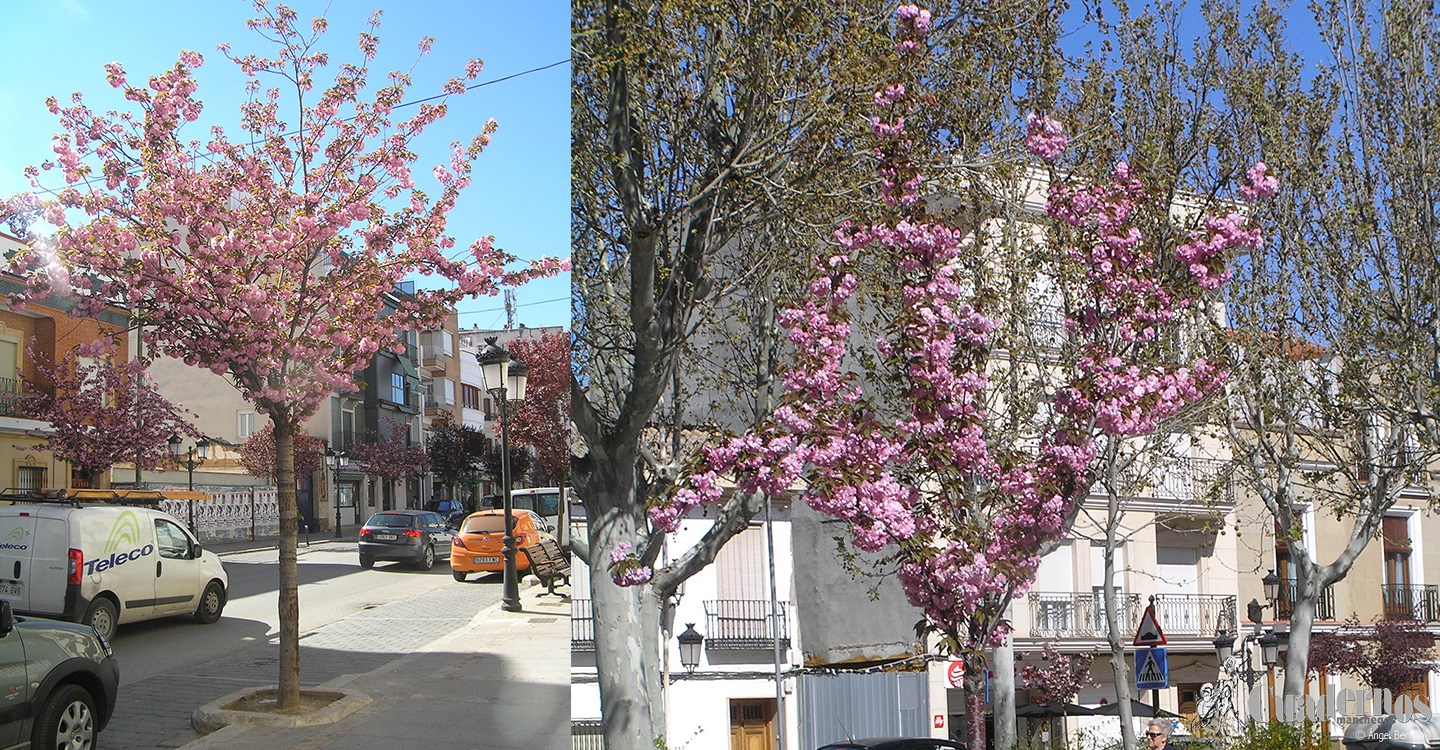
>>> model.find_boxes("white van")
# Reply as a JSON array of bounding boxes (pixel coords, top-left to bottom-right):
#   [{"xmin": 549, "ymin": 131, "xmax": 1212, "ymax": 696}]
[{"xmin": 0, "ymin": 491, "xmax": 229, "ymax": 640}]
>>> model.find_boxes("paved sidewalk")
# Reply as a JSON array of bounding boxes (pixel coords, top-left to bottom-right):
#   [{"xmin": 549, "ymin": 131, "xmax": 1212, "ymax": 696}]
[{"xmin": 171, "ymin": 578, "xmax": 570, "ymax": 750}]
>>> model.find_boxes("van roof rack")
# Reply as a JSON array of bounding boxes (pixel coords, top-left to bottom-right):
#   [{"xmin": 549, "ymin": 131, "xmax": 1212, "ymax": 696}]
[{"xmin": 0, "ymin": 489, "xmax": 167, "ymax": 507}]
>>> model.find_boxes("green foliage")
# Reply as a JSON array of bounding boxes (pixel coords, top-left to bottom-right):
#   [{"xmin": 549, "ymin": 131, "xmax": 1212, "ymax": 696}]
[{"xmin": 1227, "ymin": 720, "xmax": 1328, "ymax": 750}]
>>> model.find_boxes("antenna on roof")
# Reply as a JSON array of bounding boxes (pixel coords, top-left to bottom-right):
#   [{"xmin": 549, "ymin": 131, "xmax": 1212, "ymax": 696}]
[{"xmin": 504, "ymin": 289, "xmax": 516, "ymax": 329}]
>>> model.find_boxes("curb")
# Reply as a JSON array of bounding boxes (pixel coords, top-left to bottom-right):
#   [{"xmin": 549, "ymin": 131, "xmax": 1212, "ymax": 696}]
[{"xmin": 191, "ymin": 686, "xmax": 372, "ymax": 735}]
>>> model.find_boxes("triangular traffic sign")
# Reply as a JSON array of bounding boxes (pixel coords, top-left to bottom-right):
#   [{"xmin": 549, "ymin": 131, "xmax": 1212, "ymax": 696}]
[{"xmin": 1133, "ymin": 605, "xmax": 1168, "ymax": 646}]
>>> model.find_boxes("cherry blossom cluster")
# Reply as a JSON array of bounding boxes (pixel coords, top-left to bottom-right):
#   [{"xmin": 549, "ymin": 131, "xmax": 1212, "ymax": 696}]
[
  {"xmin": 609, "ymin": 541, "xmax": 654, "ymax": 586},
  {"xmin": 1020, "ymin": 642, "xmax": 1099, "ymax": 703},
  {"xmin": 1025, "ymin": 113, "xmax": 1067, "ymax": 162}
]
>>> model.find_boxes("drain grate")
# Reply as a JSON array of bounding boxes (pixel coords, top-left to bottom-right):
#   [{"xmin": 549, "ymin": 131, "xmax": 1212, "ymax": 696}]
[{"xmin": 529, "ymin": 617, "xmax": 557, "ymax": 623}]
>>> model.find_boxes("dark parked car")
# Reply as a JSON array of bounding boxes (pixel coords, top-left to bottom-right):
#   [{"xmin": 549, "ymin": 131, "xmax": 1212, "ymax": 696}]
[
  {"xmin": 422, "ymin": 499, "xmax": 471, "ymax": 528},
  {"xmin": 358, "ymin": 511, "xmax": 455, "ymax": 570},
  {"xmin": 0, "ymin": 599, "xmax": 119, "ymax": 749},
  {"xmin": 816, "ymin": 739, "xmax": 966, "ymax": 750}
]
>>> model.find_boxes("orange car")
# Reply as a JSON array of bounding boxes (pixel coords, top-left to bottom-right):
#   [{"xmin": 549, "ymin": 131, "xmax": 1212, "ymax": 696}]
[{"xmin": 450, "ymin": 509, "xmax": 548, "ymax": 582}]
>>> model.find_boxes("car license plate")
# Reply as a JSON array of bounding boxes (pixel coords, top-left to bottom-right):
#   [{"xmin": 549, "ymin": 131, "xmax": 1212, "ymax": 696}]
[
  {"xmin": 475, "ymin": 556, "xmax": 500, "ymax": 564},
  {"xmin": 375, "ymin": 533, "xmax": 397, "ymax": 541},
  {"xmin": 0, "ymin": 580, "xmax": 22, "ymax": 598}
]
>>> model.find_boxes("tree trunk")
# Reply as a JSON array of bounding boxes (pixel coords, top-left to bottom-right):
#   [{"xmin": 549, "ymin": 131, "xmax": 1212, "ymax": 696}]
[
  {"xmin": 993, "ymin": 630, "xmax": 1016, "ymax": 750},
  {"xmin": 274, "ymin": 419, "xmax": 301, "ymax": 709},
  {"xmin": 592, "ymin": 506, "xmax": 665, "ymax": 750},
  {"xmin": 1283, "ymin": 573, "xmax": 1318, "ymax": 702},
  {"xmin": 963, "ymin": 650, "xmax": 987, "ymax": 749},
  {"xmin": 1103, "ymin": 543, "xmax": 1135, "ymax": 749}
]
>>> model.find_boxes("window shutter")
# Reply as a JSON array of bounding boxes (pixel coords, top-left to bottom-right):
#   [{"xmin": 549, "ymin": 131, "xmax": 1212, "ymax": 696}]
[{"xmin": 1384, "ymin": 516, "xmax": 1412, "ymax": 552}]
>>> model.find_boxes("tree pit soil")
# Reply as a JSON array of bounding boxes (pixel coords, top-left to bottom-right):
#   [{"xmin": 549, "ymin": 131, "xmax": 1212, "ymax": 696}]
[{"xmin": 222, "ymin": 689, "xmax": 345, "ymax": 715}]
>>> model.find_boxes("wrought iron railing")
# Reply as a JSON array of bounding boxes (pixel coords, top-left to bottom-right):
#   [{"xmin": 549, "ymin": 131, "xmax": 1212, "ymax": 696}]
[
  {"xmin": 1153, "ymin": 594, "xmax": 1238, "ymax": 636},
  {"xmin": 703, "ymin": 599, "xmax": 790, "ymax": 650},
  {"xmin": 0, "ymin": 377, "xmax": 19, "ymax": 417},
  {"xmin": 1382, "ymin": 584, "xmax": 1440, "ymax": 622},
  {"xmin": 1029, "ymin": 592, "xmax": 1142, "ymax": 638},
  {"xmin": 572, "ymin": 598, "xmax": 595, "ymax": 651},
  {"xmin": 1276, "ymin": 582, "xmax": 1336, "ymax": 621},
  {"xmin": 1121, "ymin": 457, "xmax": 1234, "ymax": 505},
  {"xmin": 572, "ymin": 719, "xmax": 606, "ymax": 750}
]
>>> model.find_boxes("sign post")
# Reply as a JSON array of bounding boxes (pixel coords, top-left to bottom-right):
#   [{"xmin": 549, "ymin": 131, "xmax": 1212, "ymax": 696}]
[{"xmin": 1134, "ymin": 599, "xmax": 1170, "ymax": 707}]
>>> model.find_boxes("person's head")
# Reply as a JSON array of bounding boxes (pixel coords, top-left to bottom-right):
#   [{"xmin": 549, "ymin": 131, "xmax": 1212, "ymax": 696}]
[{"xmin": 1145, "ymin": 721, "xmax": 1170, "ymax": 747}]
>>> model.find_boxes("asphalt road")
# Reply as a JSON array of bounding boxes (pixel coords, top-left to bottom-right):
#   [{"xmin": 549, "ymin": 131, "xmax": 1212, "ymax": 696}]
[{"xmin": 109, "ymin": 541, "xmax": 476, "ymax": 684}]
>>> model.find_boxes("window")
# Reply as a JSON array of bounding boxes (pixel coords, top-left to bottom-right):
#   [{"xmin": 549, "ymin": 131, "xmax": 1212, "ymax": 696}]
[
  {"xmin": 154, "ymin": 519, "xmax": 191, "ymax": 559},
  {"xmin": 16, "ymin": 466, "xmax": 44, "ymax": 490},
  {"xmin": 341, "ymin": 408, "xmax": 354, "ymax": 449},
  {"xmin": 237, "ymin": 411, "xmax": 256, "ymax": 440},
  {"xmin": 483, "ymin": 397, "xmax": 493, "ymax": 418},
  {"xmin": 462, "ymin": 384, "xmax": 481, "ymax": 410},
  {"xmin": 391, "ymin": 372, "xmax": 406, "ymax": 404}
]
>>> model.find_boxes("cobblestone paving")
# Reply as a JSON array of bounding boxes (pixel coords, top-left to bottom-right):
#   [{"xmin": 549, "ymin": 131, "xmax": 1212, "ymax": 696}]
[{"xmin": 102, "ymin": 574, "xmax": 503, "ymax": 749}]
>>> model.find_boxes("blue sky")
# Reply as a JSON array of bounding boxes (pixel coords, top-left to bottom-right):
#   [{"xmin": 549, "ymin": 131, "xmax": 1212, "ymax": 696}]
[{"xmin": 0, "ymin": 0, "xmax": 569, "ymax": 332}]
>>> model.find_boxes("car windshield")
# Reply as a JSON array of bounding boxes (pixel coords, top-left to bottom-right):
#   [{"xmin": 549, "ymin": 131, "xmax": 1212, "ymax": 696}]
[
  {"xmin": 367, "ymin": 514, "xmax": 414, "ymax": 529},
  {"xmin": 464, "ymin": 516, "xmax": 506, "ymax": 534}
]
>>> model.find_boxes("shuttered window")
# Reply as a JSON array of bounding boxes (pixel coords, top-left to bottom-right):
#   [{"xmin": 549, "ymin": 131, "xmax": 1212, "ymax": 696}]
[{"xmin": 1384, "ymin": 516, "xmax": 1412, "ymax": 552}]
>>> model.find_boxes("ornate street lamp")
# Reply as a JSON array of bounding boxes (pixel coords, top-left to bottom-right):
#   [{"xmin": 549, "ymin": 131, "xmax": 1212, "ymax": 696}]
[
  {"xmin": 1262, "ymin": 569, "xmax": 1281, "ymax": 604},
  {"xmin": 169, "ymin": 434, "xmax": 210, "ymax": 532},
  {"xmin": 677, "ymin": 623, "xmax": 704, "ymax": 674},
  {"xmin": 1212, "ymin": 629, "xmax": 1235, "ymax": 665},
  {"xmin": 477, "ymin": 337, "xmax": 527, "ymax": 613},
  {"xmin": 326, "ymin": 446, "xmax": 347, "ymax": 539},
  {"xmin": 1259, "ymin": 629, "xmax": 1281, "ymax": 667}
]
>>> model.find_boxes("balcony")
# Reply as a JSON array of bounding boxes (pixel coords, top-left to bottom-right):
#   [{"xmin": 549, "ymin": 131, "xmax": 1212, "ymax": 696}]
[
  {"xmin": 1383, "ymin": 584, "xmax": 1440, "ymax": 622},
  {"xmin": 1152, "ymin": 593, "xmax": 1238, "ymax": 637},
  {"xmin": 1276, "ymin": 582, "xmax": 1336, "ymax": 621},
  {"xmin": 0, "ymin": 377, "xmax": 18, "ymax": 417},
  {"xmin": 572, "ymin": 598, "xmax": 595, "ymax": 652},
  {"xmin": 420, "ymin": 344, "xmax": 451, "ymax": 375},
  {"xmin": 703, "ymin": 599, "xmax": 790, "ymax": 651},
  {"xmin": 1124, "ymin": 457, "xmax": 1234, "ymax": 506},
  {"xmin": 1029, "ymin": 592, "xmax": 1142, "ymax": 638}
]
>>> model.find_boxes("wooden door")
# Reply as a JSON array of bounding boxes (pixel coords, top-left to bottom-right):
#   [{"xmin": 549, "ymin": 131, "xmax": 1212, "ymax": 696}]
[{"xmin": 729, "ymin": 699, "xmax": 775, "ymax": 750}]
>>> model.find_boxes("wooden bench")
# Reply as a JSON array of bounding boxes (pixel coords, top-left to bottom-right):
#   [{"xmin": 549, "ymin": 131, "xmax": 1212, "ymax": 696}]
[{"xmin": 521, "ymin": 538, "xmax": 571, "ymax": 596}]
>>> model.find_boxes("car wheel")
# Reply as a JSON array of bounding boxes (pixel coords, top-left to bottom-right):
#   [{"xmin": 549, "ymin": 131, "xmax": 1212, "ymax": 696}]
[
  {"xmin": 194, "ymin": 581, "xmax": 225, "ymax": 624},
  {"xmin": 359, "ymin": 556, "xmax": 374, "ymax": 569},
  {"xmin": 83, "ymin": 598, "xmax": 118, "ymax": 642},
  {"xmin": 32, "ymin": 683, "xmax": 96, "ymax": 750},
  {"xmin": 418, "ymin": 544, "xmax": 435, "ymax": 570},
  {"xmin": 453, "ymin": 569, "xmax": 467, "ymax": 582}
]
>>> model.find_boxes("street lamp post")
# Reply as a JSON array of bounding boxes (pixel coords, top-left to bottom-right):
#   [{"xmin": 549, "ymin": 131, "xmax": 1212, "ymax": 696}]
[
  {"xmin": 1214, "ymin": 569, "xmax": 1286, "ymax": 727},
  {"xmin": 168, "ymin": 434, "xmax": 210, "ymax": 533},
  {"xmin": 326, "ymin": 447, "xmax": 346, "ymax": 539},
  {"xmin": 477, "ymin": 337, "xmax": 528, "ymax": 613}
]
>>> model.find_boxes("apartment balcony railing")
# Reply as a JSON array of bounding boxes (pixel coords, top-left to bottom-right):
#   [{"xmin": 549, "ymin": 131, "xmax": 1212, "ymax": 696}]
[
  {"xmin": 572, "ymin": 598, "xmax": 595, "ymax": 652},
  {"xmin": 1382, "ymin": 584, "xmax": 1440, "ymax": 622},
  {"xmin": 420, "ymin": 344, "xmax": 451, "ymax": 374},
  {"xmin": 703, "ymin": 599, "xmax": 790, "ymax": 651},
  {"xmin": 1029, "ymin": 592, "xmax": 1142, "ymax": 638},
  {"xmin": 1276, "ymin": 582, "xmax": 1336, "ymax": 621},
  {"xmin": 1152, "ymin": 594, "xmax": 1238, "ymax": 637},
  {"xmin": 0, "ymin": 378, "xmax": 19, "ymax": 417},
  {"xmin": 1122, "ymin": 457, "xmax": 1234, "ymax": 505}
]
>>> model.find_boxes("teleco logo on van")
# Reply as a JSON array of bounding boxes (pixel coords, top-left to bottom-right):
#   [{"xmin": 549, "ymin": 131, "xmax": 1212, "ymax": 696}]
[
  {"xmin": 84, "ymin": 511, "xmax": 153, "ymax": 575},
  {"xmin": 0, "ymin": 527, "xmax": 28, "ymax": 551}
]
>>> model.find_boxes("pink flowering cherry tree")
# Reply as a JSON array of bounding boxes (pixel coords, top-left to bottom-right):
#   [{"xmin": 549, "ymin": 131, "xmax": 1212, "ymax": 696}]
[
  {"xmin": 0, "ymin": 3, "xmax": 561, "ymax": 708},
  {"xmin": 18, "ymin": 340, "xmax": 200, "ymax": 484},
  {"xmin": 347, "ymin": 418, "xmax": 429, "ymax": 512},
  {"xmin": 624, "ymin": 6, "xmax": 1270, "ymax": 746}
]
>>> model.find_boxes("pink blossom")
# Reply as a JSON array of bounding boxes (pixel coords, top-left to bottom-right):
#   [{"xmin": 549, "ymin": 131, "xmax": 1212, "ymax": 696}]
[{"xmin": 1025, "ymin": 112, "xmax": 1068, "ymax": 162}]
